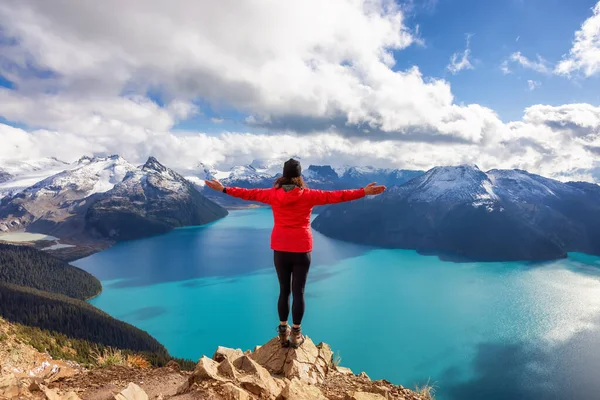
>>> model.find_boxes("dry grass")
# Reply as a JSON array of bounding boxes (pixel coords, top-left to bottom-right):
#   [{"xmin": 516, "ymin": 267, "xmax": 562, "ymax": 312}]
[
  {"xmin": 126, "ymin": 354, "xmax": 151, "ymax": 369},
  {"xmin": 415, "ymin": 379, "xmax": 436, "ymax": 400},
  {"xmin": 92, "ymin": 346, "xmax": 150, "ymax": 369},
  {"xmin": 92, "ymin": 346, "xmax": 124, "ymax": 368},
  {"xmin": 333, "ymin": 350, "xmax": 342, "ymax": 367}
]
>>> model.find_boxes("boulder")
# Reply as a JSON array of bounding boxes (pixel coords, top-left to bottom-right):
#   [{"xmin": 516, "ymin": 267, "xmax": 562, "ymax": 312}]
[
  {"xmin": 280, "ymin": 377, "xmax": 327, "ymax": 400},
  {"xmin": 250, "ymin": 336, "xmax": 333, "ymax": 384},
  {"xmin": 221, "ymin": 382, "xmax": 251, "ymax": 400},
  {"xmin": 234, "ymin": 355, "xmax": 281, "ymax": 398},
  {"xmin": 192, "ymin": 356, "xmax": 227, "ymax": 382},
  {"xmin": 359, "ymin": 371, "xmax": 371, "ymax": 380},
  {"xmin": 213, "ymin": 346, "xmax": 244, "ymax": 363},
  {"xmin": 115, "ymin": 383, "xmax": 148, "ymax": 400}
]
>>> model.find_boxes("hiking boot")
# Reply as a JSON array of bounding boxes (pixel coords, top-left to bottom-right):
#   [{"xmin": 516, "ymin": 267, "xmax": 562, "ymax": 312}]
[
  {"xmin": 277, "ymin": 324, "xmax": 291, "ymax": 348},
  {"xmin": 289, "ymin": 326, "xmax": 305, "ymax": 348}
]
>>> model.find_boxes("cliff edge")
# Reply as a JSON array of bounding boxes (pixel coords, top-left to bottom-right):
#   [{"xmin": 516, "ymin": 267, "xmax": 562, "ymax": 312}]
[{"xmin": 0, "ymin": 321, "xmax": 431, "ymax": 400}]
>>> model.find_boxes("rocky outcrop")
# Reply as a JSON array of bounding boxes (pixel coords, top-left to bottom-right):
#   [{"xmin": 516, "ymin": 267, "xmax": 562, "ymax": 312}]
[
  {"xmin": 0, "ymin": 331, "xmax": 427, "ymax": 400},
  {"xmin": 174, "ymin": 335, "xmax": 426, "ymax": 400}
]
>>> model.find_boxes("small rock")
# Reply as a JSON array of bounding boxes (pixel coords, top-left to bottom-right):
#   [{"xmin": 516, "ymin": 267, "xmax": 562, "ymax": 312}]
[
  {"xmin": 115, "ymin": 383, "xmax": 148, "ymax": 400},
  {"xmin": 347, "ymin": 392, "xmax": 387, "ymax": 400},
  {"xmin": 221, "ymin": 382, "xmax": 251, "ymax": 400},
  {"xmin": 165, "ymin": 360, "xmax": 180, "ymax": 372},
  {"xmin": 213, "ymin": 346, "xmax": 244, "ymax": 363},
  {"xmin": 217, "ymin": 358, "xmax": 239, "ymax": 379},
  {"xmin": 192, "ymin": 356, "xmax": 226, "ymax": 382},
  {"xmin": 28, "ymin": 379, "xmax": 43, "ymax": 392},
  {"xmin": 316, "ymin": 342, "xmax": 333, "ymax": 365},
  {"xmin": 280, "ymin": 378, "xmax": 327, "ymax": 400},
  {"xmin": 336, "ymin": 366, "xmax": 354, "ymax": 375},
  {"xmin": 359, "ymin": 372, "xmax": 371, "ymax": 380},
  {"xmin": 3, "ymin": 385, "xmax": 20, "ymax": 399}
]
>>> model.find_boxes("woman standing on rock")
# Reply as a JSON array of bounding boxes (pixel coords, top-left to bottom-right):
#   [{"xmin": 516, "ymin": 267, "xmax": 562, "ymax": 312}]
[{"xmin": 205, "ymin": 159, "xmax": 386, "ymax": 348}]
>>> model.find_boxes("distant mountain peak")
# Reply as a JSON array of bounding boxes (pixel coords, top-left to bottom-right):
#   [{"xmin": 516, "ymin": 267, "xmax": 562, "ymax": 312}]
[
  {"xmin": 77, "ymin": 154, "xmax": 123, "ymax": 165},
  {"xmin": 142, "ymin": 156, "xmax": 168, "ymax": 173},
  {"xmin": 305, "ymin": 165, "xmax": 339, "ymax": 180}
]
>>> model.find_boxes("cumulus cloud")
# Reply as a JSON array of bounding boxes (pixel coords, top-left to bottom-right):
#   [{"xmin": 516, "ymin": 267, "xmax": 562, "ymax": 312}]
[
  {"xmin": 447, "ymin": 34, "xmax": 475, "ymax": 75},
  {"xmin": 0, "ymin": 0, "xmax": 598, "ymax": 182},
  {"xmin": 1, "ymin": 102, "xmax": 599, "ymax": 183},
  {"xmin": 0, "ymin": 0, "xmax": 507, "ymax": 144},
  {"xmin": 555, "ymin": 1, "xmax": 600, "ymax": 77}
]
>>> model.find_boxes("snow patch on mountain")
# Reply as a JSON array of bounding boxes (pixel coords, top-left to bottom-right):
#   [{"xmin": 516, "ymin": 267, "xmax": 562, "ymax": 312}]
[
  {"xmin": 403, "ymin": 165, "xmax": 496, "ymax": 203},
  {"xmin": 22, "ymin": 155, "xmax": 137, "ymax": 201},
  {"xmin": 0, "ymin": 157, "xmax": 71, "ymax": 198}
]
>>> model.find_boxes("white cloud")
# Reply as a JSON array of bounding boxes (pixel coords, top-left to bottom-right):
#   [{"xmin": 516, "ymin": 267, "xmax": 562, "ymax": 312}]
[
  {"xmin": 1, "ymin": 102, "xmax": 599, "ymax": 183},
  {"xmin": 500, "ymin": 60, "xmax": 512, "ymax": 75},
  {"xmin": 508, "ymin": 52, "xmax": 551, "ymax": 74},
  {"xmin": 527, "ymin": 80, "xmax": 541, "ymax": 91},
  {"xmin": 555, "ymin": 1, "xmax": 600, "ymax": 77},
  {"xmin": 447, "ymin": 34, "xmax": 475, "ymax": 75},
  {"xmin": 0, "ymin": 1, "xmax": 598, "ymax": 183}
]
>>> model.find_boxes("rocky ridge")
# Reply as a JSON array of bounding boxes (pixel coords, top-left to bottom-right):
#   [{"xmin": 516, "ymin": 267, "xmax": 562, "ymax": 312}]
[{"xmin": 0, "ymin": 327, "xmax": 428, "ymax": 400}]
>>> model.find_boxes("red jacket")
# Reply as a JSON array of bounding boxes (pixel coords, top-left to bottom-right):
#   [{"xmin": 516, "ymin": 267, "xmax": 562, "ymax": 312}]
[{"xmin": 225, "ymin": 186, "xmax": 366, "ymax": 253}]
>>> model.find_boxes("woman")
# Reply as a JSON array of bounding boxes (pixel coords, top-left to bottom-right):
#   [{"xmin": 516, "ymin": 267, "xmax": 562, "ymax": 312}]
[{"xmin": 205, "ymin": 158, "xmax": 385, "ymax": 348}]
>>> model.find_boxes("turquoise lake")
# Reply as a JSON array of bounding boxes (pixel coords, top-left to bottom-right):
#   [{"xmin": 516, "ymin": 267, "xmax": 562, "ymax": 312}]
[{"xmin": 74, "ymin": 208, "xmax": 600, "ymax": 400}]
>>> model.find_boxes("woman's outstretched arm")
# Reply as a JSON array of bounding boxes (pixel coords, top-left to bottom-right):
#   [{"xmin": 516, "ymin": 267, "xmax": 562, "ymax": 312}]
[
  {"xmin": 204, "ymin": 179, "xmax": 274, "ymax": 204},
  {"xmin": 306, "ymin": 182, "xmax": 386, "ymax": 206}
]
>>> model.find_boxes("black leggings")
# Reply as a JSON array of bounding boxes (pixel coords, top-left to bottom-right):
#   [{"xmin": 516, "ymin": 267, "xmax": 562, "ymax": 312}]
[{"xmin": 273, "ymin": 250, "xmax": 312, "ymax": 326}]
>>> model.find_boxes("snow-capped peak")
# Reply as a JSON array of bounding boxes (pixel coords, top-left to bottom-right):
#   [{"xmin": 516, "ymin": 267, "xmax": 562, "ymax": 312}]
[
  {"xmin": 402, "ymin": 165, "xmax": 498, "ymax": 205},
  {"xmin": 23, "ymin": 155, "xmax": 137, "ymax": 200},
  {"xmin": 142, "ymin": 156, "xmax": 168, "ymax": 173}
]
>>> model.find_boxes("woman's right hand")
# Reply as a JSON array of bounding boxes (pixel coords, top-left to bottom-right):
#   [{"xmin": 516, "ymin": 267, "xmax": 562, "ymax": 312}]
[{"xmin": 364, "ymin": 182, "xmax": 386, "ymax": 196}]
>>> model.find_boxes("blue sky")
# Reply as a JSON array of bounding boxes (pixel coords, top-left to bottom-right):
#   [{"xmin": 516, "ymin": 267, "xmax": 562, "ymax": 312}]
[
  {"xmin": 397, "ymin": 0, "xmax": 598, "ymax": 121},
  {"xmin": 0, "ymin": 0, "xmax": 599, "ymax": 181}
]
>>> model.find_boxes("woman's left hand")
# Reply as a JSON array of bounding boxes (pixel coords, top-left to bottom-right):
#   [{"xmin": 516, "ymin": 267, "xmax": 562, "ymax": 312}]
[{"xmin": 204, "ymin": 179, "xmax": 225, "ymax": 192}]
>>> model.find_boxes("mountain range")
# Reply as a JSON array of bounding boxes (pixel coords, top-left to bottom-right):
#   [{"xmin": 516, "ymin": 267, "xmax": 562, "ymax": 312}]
[
  {"xmin": 312, "ymin": 165, "xmax": 600, "ymax": 261},
  {"xmin": 180, "ymin": 159, "xmax": 423, "ymax": 207},
  {"xmin": 0, "ymin": 155, "xmax": 228, "ymax": 258},
  {"xmin": 2, "ymin": 157, "xmax": 600, "ymax": 262}
]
